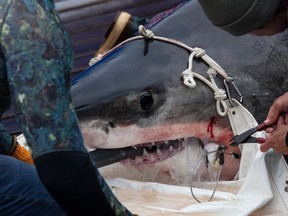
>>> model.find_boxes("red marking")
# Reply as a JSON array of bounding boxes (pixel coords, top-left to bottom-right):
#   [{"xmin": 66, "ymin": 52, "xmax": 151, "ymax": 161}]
[{"xmin": 207, "ymin": 117, "xmax": 215, "ymax": 138}]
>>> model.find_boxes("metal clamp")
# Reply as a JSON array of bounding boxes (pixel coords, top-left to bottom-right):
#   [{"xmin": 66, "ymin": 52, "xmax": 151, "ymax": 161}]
[{"xmin": 224, "ymin": 77, "xmax": 243, "ymax": 106}]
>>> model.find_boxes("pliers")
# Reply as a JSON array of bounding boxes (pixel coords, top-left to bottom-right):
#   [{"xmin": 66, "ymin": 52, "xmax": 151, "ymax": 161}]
[{"xmin": 229, "ymin": 122, "xmax": 268, "ymax": 146}]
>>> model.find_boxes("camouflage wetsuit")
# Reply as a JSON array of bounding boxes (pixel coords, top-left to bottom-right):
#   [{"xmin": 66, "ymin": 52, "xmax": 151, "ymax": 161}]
[{"xmin": 0, "ymin": 0, "xmax": 132, "ymax": 215}]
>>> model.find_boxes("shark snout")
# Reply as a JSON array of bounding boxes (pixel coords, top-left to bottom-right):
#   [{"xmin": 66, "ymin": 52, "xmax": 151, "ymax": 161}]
[{"xmin": 79, "ymin": 119, "xmax": 114, "ymax": 150}]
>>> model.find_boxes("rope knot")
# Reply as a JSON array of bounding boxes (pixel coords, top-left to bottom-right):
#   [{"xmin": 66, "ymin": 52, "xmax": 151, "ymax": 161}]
[
  {"xmin": 194, "ymin": 47, "xmax": 206, "ymax": 58},
  {"xmin": 207, "ymin": 67, "xmax": 217, "ymax": 77},
  {"xmin": 89, "ymin": 54, "xmax": 103, "ymax": 66},
  {"xmin": 182, "ymin": 69, "xmax": 196, "ymax": 88},
  {"xmin": 214, "ymin": 89, "xmax": 227, "ymax": 100},
  {"xmin": 138, "ymin": 25, "xmax": 154, "ymax": 39}
]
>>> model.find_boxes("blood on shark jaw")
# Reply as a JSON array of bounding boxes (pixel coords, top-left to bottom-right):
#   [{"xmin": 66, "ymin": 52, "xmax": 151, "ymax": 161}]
[{"xmin": 80, "ymin": 118, "xmax": 234, "ymax": 149}]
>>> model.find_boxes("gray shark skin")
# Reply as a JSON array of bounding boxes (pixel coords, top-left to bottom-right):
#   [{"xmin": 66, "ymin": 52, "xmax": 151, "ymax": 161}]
[{"xmin": 71, "ymin": 1, "xmax": 288, "ymax": 179}]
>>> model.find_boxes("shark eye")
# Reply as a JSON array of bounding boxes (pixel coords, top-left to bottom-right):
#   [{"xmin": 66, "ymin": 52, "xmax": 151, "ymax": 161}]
[{"xmin": 140, "ymin": 92, "xmax": 154, "ymax": 111}]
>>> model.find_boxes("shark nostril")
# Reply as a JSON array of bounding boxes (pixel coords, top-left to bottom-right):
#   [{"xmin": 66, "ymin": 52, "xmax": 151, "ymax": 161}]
[
  {"xmin": 108, "ymin": 122, "xmax": 114, "ymax": 128},
  {"xmin": 140, "ymin": 91, "xmax": 154, "ymax": 111}
]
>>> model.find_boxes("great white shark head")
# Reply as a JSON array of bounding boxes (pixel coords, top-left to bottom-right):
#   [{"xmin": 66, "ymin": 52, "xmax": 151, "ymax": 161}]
[
  {"xmin": 72, "ymin": 41, "xmax": 232, "ymax": 150},
  {"xmin": 71, "ymin": 1, "xmax": 288, "ymax": 180}
]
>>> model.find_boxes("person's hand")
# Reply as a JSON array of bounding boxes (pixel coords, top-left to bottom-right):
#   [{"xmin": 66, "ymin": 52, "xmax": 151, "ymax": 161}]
[
  {"xmin": 264, "ymin": 114, "xmax": 288, "ymax": 137},
  {"xmin": 264, "ymin": 92, "xmax": 288, "ymax": 126},
  {"xmin": 260, "ymin": 92, "xmax": 288, "ymax": 154},
  {"xmin": 264, "ymin": 92, "xmax": 288, "ymax": 134},
  {"xmin": 260, "ymin": 125, "xmax": 288, "ymax": 155}
]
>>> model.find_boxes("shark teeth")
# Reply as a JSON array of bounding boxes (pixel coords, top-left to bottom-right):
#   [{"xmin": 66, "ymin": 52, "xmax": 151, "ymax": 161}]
[
  {"xmin": 129, "ymin": 137, "xmax": 206, "ymax": 165},
  {"xmin": 143, "ymin": 149, "xmax": 149, "ymax": 156},
  {"xmin": 157, "ymin": 148, "xmax": 161, "ymax": 155}
]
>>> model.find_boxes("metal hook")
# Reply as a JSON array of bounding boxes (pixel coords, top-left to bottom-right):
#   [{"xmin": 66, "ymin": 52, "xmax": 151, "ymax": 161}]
[{"xmin": 224, "ymin": 77, "xmax": 243, "ymax": 106}]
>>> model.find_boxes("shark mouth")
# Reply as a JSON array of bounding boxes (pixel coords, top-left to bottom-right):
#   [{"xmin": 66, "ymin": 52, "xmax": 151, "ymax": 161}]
[
  {"xmin": 87, "ymin": 120, "xmax": 237, "ymax": 175},
  {"xmin": 92, "ymin": 133, "xmax": 240, "ymax": 181},
  {"xmin": 115, "ymin": 137, "xmax": 241, "ymax": 181},
  {"xmin": 123, "ymin": 137, "xmax": 205, "ymax": 165}
]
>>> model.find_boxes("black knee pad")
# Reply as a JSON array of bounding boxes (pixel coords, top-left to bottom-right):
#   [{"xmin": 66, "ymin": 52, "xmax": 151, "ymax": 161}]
[{"xmin": 35, "ymin": 151, "xmax": 115, "ymax": 216}]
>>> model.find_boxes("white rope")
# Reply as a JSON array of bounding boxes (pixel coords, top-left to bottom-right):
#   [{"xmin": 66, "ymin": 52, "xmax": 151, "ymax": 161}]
[
  {"xmin": 181, "ymin": 49, "xmax": 228, "ymax": 116},
  {"xmin": 182, "ymin": 51, "xmax": 197, "ymax": 88},
  {"xmin": 138, "ymin": 26, "xmax": 230, "ymax": 116},
  {"xmin": 138, "ymin": 26, "xmax": 230, "ymax": 83},
  {"xmin": 89, "ymin": 25, "xmax": 231, "ymax": 116},
  {"xmin": 138, "ymin": 25, "xmax": 154, "ymax": 38},
  {"xmin": 182, "ymin": 69, "xmax": 197, "ymax": 88},
  {"xmin": 89, "ymin": 54, "xmax": 103, "ymax": 66}
]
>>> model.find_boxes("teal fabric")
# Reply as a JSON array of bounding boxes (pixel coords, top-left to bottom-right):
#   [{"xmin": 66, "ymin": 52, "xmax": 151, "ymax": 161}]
[
  {"xmin": 0, "ymin": 124, "xmax": 13, "ymax": 155},
  {"xmin": 0, "ymin": 0, "xmax": 85, "ymax": 157},
  {"xmin": 0, "ymin": 0, "xmax": 132, "ymax": 215}
]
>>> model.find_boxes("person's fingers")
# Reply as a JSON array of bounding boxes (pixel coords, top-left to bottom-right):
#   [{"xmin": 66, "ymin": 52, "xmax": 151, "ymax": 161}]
[
  {"xmin": 265, "ymin": 104, "xmax": 281, "ymax": 126},
  {"xmin": 260, "ymin": 139, "xmax": 272, "ymax": 152},
  {"xmin": 277, "ymin": 115, "xmax": 286, "ymax": 127},
  {"xmin": 265, "ymin": 132, "xmax": 271, "ymax": 138},
  {"xmin": 285, "ymin": 112, "xmax": 288, "ymax": 125},
  {"xmin": 265, "ymin": 92, "xmax": 288, "ymax": 125},
  {"xmin": 265, "ymin": 127, "xmax": 274, "ymax": 134}
]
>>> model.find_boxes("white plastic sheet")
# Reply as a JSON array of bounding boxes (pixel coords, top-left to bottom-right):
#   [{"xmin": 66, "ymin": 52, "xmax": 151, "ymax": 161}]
[
  {"xmin": 106, "ymin": 102, "xmax": 288, "ymax": 216},
  {"xmin": 107, "ymin": 149, "xmax": 288, "ymax": 215}
]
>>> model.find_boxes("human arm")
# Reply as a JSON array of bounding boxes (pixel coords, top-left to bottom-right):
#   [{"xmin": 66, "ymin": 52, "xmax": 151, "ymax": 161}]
[{"xmin": 0, "ymin": 0, "xmax": 132, "ymax": 215}]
